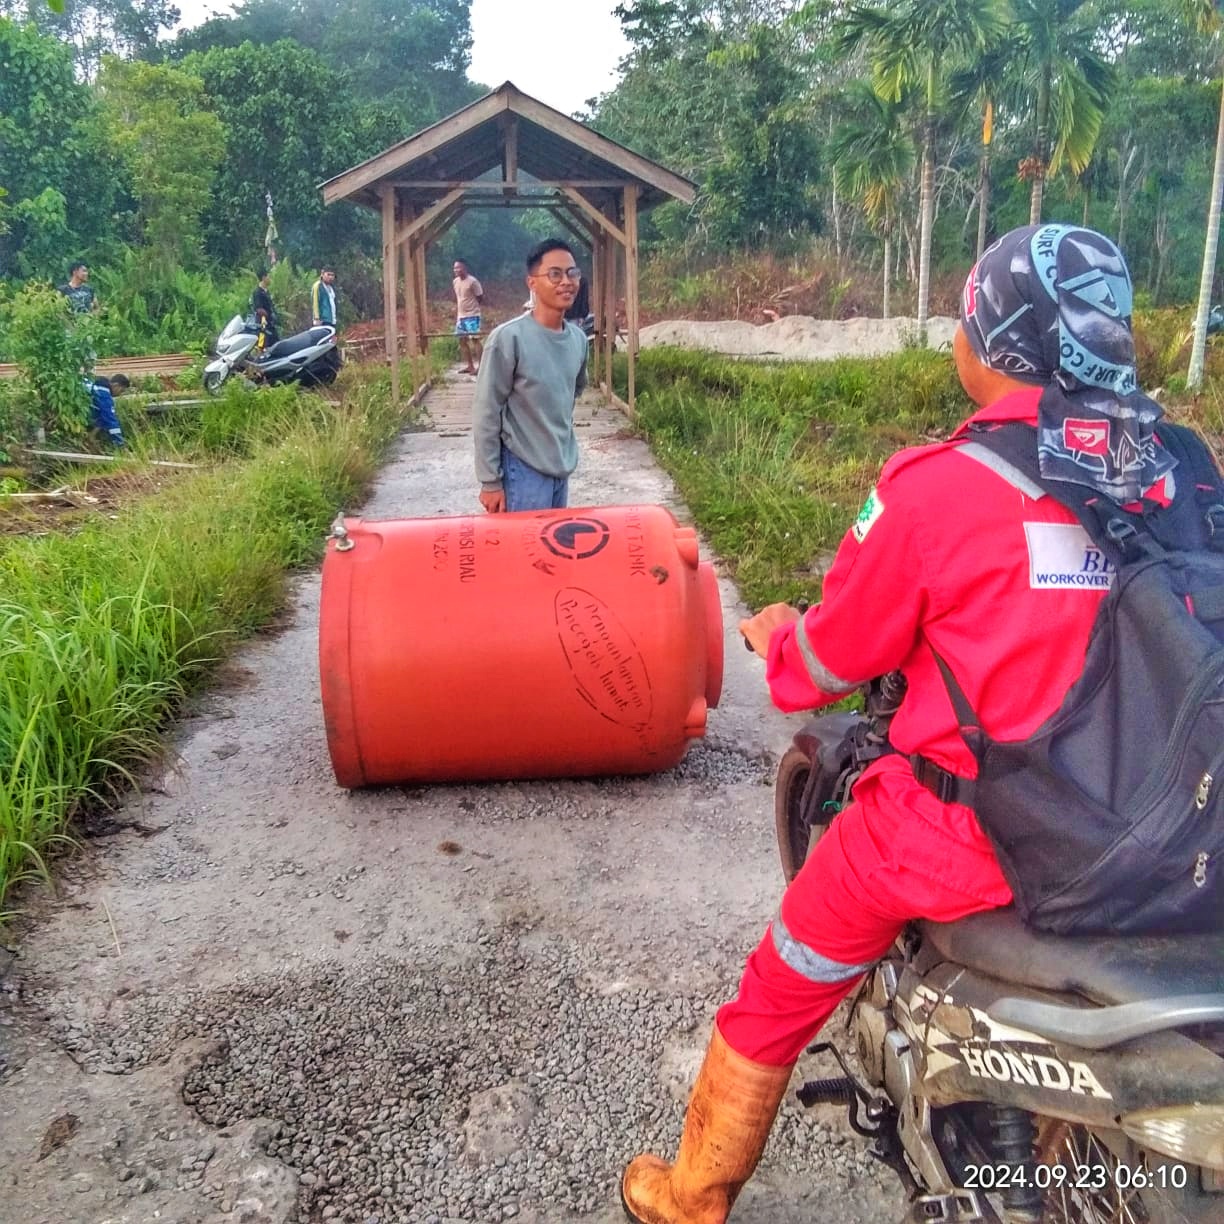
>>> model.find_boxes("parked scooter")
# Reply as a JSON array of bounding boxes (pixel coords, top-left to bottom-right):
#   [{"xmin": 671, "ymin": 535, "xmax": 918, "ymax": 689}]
[
  {"xmin": 203, "ymin": 315, "xmax": 341, "ymax": 395},
  {"xmin": 775, "ymin": 670, "xmax": 1224, "ymax": 1223}
]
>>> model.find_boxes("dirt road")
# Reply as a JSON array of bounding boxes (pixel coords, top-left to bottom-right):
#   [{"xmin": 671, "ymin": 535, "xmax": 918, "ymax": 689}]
[{"xmin": 0, "ymin": 375, "xmax": 904, "ymax": 1224}]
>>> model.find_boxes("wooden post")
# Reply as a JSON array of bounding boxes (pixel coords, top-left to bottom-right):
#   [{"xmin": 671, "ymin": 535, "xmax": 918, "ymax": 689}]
[
  {"xmin": 604, "ymin": 233, "xmax": 616, "ymax": 397},
  {"xmin": 401, "ymin": 200, "xmax": 419, "ymax": 360},
  {"xmin": 587, "ymin": 233, "xmax": 597, "ymax": 386},
  {"xmin": 381, "ymin": 184, "xmax": 399, "ymax": 401},
  {"xmin": 624, "ymin": 185, "xmax": 639, "ymax": 417},
  {"xmin": 414, "ymin": 239, "xmax": 428, "ymax": 358}
]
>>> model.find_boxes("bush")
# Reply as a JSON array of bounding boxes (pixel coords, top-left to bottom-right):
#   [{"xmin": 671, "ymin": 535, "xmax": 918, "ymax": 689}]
[{"xmin": 2, "ymin": 282, "xmax": 96, "ymax": 441}]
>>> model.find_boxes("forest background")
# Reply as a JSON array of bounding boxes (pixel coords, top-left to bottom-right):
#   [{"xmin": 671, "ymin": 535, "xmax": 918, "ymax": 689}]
[{"xmin": 1, "ymin": 0, "xmax": 1222, "ymax": 362}]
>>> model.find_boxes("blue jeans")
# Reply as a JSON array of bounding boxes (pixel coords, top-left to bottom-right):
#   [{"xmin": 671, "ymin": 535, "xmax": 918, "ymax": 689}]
[{"xmin": 502, "ymin": 446, "xmax": 568, "ymax": 512}]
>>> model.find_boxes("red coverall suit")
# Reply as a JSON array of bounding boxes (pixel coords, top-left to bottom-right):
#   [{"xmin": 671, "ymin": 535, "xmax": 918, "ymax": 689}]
[{"xmin": 717, "ymin": 385, "xmax": 1118, "ymax": 1066}]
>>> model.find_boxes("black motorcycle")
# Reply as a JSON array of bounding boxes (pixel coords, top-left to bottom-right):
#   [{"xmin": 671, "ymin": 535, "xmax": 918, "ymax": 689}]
[{"xmin": 776, "ymin": 671, "xmax": 1224, "ymax": 1223}]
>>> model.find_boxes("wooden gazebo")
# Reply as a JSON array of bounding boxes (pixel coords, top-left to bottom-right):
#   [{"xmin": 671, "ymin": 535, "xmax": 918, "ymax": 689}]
[{"xmin": 320, "ymin": 82, "xmax": 696, "ymax": 412}]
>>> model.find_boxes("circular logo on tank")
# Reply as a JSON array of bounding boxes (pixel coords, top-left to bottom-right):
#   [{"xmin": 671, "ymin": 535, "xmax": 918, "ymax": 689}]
[{"xmin": 541, "ymin": 516, "xmax": 611, "ymax": 561}]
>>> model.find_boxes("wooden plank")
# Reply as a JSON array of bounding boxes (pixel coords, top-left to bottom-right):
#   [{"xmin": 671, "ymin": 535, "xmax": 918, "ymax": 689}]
[
  {"xmin": 418, "ymin": 198, "xmax": 465, "ymax": 248},
  {"xmin": 320, "ymin": 91, "xmax": 508, "ymax": 204},
  {"xmin": 560, "ymin": 187, "xmax": 626, "ymax": 246},
  {"xmin": 625, "ymin": 184, "xmax": 639, "ymax": 419},
  {"xmin": 394, "ymin": 187, "xmax": 464, "ymax": 247},
  {"xmin": 26, "ymin": 449, "xmax": 200, "ymax": 469},
  {"xmin": 381, "ymin": 185, "xmax": 400, "ymax": 401},
  {"xmin": 502, "ymin": 115, "xmax": 518, "ymax": 198},
  {"xmin": 386, "ymin": 179, "xmax": 630, "ymax": 190},
  {"xmin": 0, "ymin": 354, "xmax": 195, "ymax": 381},
  {"xmin": 547, "ymin": 205, "xmax": 594, "ymax": 247}
]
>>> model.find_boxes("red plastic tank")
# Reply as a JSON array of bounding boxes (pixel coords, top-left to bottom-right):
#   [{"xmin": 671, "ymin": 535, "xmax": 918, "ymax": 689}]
[{"xmin": 319, "ymin": 505, "xmax": 724, "ymax": 787}]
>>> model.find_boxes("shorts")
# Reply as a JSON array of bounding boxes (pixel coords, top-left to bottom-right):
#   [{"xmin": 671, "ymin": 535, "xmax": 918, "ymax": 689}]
[{"xmin": 455, "ymin": 316, "xmax": 481, "ymax": 336}]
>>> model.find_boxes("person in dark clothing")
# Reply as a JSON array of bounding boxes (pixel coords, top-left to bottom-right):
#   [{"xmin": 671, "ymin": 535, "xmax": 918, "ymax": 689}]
[
  {"xmin": 59, "ymin": 261, "xmax": 97, "ymax": 314},
  {"xmin": 87, "ymin": 374, "xmax": 128, "ymax": 447},
  {"xmin": 251, "ymin": 269, "xmax": 278, "ymax": 350}
]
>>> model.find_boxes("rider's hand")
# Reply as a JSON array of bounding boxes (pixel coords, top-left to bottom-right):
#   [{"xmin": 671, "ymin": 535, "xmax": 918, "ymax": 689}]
[
  {"xmin": 479, "ymin": 488, "xmax": 506, "ymax": 514},
  {"xmin": 739, "ymin": 602, "xmax": 802, "ymax": 659}
]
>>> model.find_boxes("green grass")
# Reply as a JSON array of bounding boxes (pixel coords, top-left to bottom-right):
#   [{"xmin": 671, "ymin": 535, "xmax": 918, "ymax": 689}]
[
  {"xmin": 0, "ymin": 360, "xmax": 425, "ymax": 914},
  {"xmin": 621, "ymin": 348, "xmax": 965, "ymax": 608},
  {"xmin": 622, "ymin": 332, "xmax": 1224, "ymax": 611}
]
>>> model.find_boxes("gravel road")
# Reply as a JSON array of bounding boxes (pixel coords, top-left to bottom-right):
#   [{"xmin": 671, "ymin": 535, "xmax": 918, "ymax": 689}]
[{"xmin": 0, "ymin": 375, "xmax": 905, "ymax": 1224}]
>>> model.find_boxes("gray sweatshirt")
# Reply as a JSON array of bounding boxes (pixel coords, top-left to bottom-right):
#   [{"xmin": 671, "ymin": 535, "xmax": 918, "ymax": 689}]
[{"xmin": 473, "ymin": 313, "xmax": 589, "ymax": 490}]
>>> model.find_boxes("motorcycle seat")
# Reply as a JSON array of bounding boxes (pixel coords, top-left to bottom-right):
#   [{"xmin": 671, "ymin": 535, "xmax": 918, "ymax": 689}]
[
  {"xmin": 259, "ymin": 331, "xmax": 320, "ymax": 361},
  {"xmin": 921, "ymin": 908, "xmax": 1224, "ymax": 1006}
]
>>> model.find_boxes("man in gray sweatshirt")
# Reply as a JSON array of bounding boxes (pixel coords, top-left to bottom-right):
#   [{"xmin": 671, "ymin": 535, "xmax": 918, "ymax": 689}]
[{"xmin": 474, "ymin": 239, "xmax": 589, "ymax": 513}]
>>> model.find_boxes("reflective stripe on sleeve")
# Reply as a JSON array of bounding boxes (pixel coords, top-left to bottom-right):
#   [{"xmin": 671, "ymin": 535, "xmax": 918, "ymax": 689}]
[
  {"xmin": 771, "ymin": 909, "xmax": 877, "ymax": 984},
  {"xmin": 793, "ymin": 617, "xmax": 855, "ymax": 696}
]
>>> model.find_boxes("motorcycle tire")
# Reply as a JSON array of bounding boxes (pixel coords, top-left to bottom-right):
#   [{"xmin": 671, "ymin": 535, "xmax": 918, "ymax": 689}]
[
  {"xmin": 775, "ymin": 745, "xmax": 825, "ymax": 884},
  {"xmin": 1033, "ymin": 1119, "xmax": 1215, "ymax": 1224},
  {"xmin": 203, "ymin": 368, "xmax": 228, "ymax": 396}
]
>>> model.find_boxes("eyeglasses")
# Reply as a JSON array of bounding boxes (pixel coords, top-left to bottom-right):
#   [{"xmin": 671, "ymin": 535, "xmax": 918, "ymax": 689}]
[{"xmin": 533, "ymin": 267, "xmax": 582, "ymax": 284}]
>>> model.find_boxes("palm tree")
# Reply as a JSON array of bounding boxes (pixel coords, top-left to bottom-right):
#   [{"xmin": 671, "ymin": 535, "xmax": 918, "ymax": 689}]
[
  {"xmin": 949, "ymin": 41, "xmax": 1020, "ymax": 257},
  {"xmin": 841, "ymin": 0, "xmax": 1008, "ymax": 344},
  {"xmin": 1184, "ymin": 0, "xmax": 1224, "ymax": 391},
  {"xmin": 1010, "ymin": 0, "xmax": 1115, "ymax": 225},
  {"xmin": 830, "ymin": 84, "xmax": 916, "ymax": 317}
]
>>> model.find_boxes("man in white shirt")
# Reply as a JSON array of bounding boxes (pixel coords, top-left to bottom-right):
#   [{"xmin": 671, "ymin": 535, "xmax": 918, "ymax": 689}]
[{"xmin": 452, "ymin": 259, "xmax": 484, "ymax": 375}]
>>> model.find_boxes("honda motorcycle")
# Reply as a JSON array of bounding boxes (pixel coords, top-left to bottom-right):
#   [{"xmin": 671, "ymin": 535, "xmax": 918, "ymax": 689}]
[
  {"xmin": 775, "ymin": 674, "xmax": 1224, "ymax": 1223},
  {"xmin": 203, "ymin": 315, "xmax": 341, "ymax": 394}
]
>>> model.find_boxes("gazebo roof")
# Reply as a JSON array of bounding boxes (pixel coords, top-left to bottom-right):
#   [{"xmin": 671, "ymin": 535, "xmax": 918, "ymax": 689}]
[{"xmin": 319, "ymin": 81, "xmax": 696, "ymax": 214}]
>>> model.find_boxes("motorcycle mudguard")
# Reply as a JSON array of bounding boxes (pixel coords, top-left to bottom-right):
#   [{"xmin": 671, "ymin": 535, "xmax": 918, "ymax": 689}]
[{"xmin": 204, "ymin": 357, "xmax": 228, "ymax": 376}]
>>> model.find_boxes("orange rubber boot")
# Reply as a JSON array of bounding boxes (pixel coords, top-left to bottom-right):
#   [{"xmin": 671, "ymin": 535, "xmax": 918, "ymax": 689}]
[{"xmin": 621, "ymin": 1027, "xmax": 793, "ymax": 1224}]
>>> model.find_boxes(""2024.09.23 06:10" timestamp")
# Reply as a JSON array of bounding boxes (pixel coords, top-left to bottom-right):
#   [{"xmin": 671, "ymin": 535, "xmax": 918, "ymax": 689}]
[{"xmin": 963, "ymin": 1162, "xmax": 1188, "ymax": 1192}]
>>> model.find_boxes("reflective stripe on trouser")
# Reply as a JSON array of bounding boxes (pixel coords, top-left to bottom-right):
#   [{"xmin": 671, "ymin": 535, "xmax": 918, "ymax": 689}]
[{"xmin": 717, "ymin": 765, "xmax": 1012, "ymax": 1067}]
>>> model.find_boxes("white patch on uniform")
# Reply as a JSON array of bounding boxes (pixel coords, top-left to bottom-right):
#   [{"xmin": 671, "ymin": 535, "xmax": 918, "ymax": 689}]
[
  {"xmin": 1024, "ymin": 522, "xmax": 1115, "ymax": 591},
  {"xmin": 852, "ymin": 487, "xmax": 884, "ymax": 542}
]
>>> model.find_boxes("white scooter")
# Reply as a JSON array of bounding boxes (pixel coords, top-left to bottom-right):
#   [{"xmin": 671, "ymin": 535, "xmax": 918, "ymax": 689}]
[{"xmin": 203, "ymin": 315, "xmax": 342, "ymax": 394}]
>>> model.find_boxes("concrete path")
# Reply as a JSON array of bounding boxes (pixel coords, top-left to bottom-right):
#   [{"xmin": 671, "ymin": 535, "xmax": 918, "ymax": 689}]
[{"xmin": 0, "ymin": 373, "xmax": 904, "ymax": 1224}]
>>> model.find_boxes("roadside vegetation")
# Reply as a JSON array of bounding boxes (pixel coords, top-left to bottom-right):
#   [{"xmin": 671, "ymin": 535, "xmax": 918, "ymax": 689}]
[
  {"xmin": 0, "ymin": 362, "xmax": 426, "ymax": 915},
  {"xmin": 624, "ymin": 309, "xmax": 1224, "ymax": 610}
]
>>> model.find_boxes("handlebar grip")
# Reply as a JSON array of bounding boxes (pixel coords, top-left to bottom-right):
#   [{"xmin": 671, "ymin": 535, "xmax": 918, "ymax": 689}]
[{"xmin": 743, "ymin": 598, "xmax": 811, "ymax": 650}]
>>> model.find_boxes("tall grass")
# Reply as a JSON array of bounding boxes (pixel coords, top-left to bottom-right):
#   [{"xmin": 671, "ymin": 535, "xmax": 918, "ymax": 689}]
[
  {"xmin": 0, "ymin": 362, "xmax": 418, "ymax": 912},
  {"xmin": 623, "ymin": 348, "xmax": 964, "ymax": 607},
  {"xmin": 625, "ymin": 331, "xmax": 1224, "ymax": 611}
]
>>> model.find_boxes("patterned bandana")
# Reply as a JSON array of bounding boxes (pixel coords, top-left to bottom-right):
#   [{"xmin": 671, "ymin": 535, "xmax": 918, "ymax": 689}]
[{"xmin": 960, "ymin": 223, "xmax": 1174, "ymax": 503}]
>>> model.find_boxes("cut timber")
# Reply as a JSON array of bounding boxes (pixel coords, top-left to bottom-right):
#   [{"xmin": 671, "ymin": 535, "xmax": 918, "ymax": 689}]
[{"xmin": 26, "ymin": 450, "xmax": 200, "ymax": 470}]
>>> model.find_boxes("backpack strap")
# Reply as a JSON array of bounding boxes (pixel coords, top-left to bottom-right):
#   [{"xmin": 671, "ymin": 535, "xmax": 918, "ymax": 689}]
[{"xmin": 1154, "ymin": 422, "xmax": 1224, "ymax": 553}]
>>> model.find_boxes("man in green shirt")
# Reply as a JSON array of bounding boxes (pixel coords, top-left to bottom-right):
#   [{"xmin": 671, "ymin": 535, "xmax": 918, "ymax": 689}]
[{"xmin": 473, "ymin": 239, "xmax": 588, "ymax": 513}]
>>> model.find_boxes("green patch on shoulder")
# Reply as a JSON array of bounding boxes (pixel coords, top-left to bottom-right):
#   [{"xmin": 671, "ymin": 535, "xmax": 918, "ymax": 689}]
[{"xmin": 852, "ymin": 486, "xmax": 884, "ymax": 542}]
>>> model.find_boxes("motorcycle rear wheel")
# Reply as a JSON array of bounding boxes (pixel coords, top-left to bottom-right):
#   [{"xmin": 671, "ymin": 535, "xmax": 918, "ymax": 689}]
[
  {"xmin": 775, "ymin": 745, "xmax": 822, "ymax": 884},
  {"xmin": 1032, "ymin": 1119, "xmax": 1212, "ymax": 1224}
]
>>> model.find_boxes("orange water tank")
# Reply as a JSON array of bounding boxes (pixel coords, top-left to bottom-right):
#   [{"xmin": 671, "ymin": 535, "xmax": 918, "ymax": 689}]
[{"xmin": 318, "ymin": 505, "xmax": 724, "ymax": 787}]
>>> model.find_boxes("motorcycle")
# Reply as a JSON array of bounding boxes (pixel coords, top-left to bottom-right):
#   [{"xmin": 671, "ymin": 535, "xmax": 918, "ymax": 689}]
[
  {"xmin": 775, "ymin": 671, "xmax": 1224, "ymax": 1223},
  {"xmin": 203, "ymin": 314, "xmax": 342, "ymax": 395}
]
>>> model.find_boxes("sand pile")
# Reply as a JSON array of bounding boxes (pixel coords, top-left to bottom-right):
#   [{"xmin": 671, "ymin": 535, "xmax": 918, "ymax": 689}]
[{"xmin": 639, "ymin": 314, "xmax": 958, "ymax": 360}]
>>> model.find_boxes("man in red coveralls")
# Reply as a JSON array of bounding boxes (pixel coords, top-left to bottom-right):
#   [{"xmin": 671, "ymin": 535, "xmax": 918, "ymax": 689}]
[{"xmin": 621, "ymin": 224, "xmax": 1181, "ymax": 1223}]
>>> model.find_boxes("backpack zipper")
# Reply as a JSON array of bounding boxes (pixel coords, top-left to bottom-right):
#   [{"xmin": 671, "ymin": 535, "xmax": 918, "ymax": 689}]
[
  {"xmin": 1126, "ymin": 651, "xmax": 1224, "ymax": 818},
  {"xmin": 1194, "ymin": 852, "xmax": 1210, "ymax": 888}
]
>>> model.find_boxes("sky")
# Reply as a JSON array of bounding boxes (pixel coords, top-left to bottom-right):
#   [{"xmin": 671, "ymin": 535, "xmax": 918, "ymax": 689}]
[{"xmin": 172, "ymin": 0, "xmax": 630, "ymax": 116}]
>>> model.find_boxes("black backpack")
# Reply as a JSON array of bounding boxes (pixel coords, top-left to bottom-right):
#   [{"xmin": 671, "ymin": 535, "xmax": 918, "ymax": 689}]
[{"xmin": 929, "ymin": 420, "xmax": 1224, "ymax": 935}]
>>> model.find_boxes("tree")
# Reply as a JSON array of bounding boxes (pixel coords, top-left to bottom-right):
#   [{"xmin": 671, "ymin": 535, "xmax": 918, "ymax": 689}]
[
  {"xmin": 829, "ymin": 83, "xmax": 915, "ymax": 315},
  {"xmin": 0, "ymin": 17, "xmax": 118, "ymax": 277},
  {"xmin": 1009, "ymin": 0, "xmax": 1115, "ymax": 224},
  {"xmin": 167, "ymin": 0, "xmax": 476, "ymax": 119},
  {"xmin": 841, "ymin": 0, "xmax": 1008, "ymax": 342},
  {"xmin": 182, "ymin": 40, "xmax": 400, "ymax": 266},
  {"xmin": 97, "ymin": 57, "xmax": 225, "ymax": 265},
  {"xmin": 0, "ymin": 0, "xmax": 181, "ymax": 78},
  {"xmin": 1183, "ymin": 0, "xmax": 1224, "ymax": 391}
]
